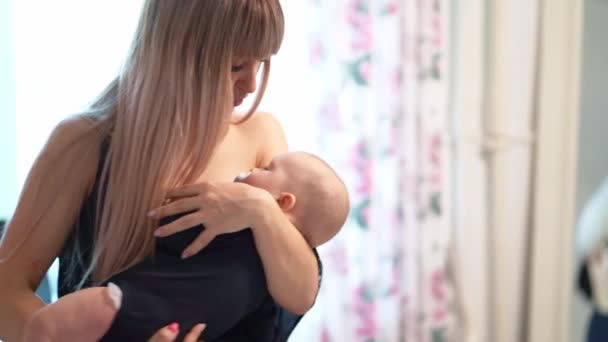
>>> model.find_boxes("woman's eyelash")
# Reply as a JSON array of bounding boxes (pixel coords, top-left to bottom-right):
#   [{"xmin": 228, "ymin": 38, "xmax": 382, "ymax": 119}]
[{"xmin": 231, "ymin": 64, "xmax": 244, "ymax": 72}]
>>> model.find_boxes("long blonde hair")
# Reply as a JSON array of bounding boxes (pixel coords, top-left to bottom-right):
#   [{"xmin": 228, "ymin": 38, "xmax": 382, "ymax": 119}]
[{"xmin": 78, "ymin": 0, "xmax": 284, "ymax": 284}]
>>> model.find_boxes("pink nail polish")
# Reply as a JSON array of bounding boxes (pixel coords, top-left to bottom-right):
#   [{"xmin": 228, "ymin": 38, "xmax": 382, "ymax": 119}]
[
  {"xmin": 148, "ymin": 210, "xmax": 156, "ymax": 217},
  {"xmin": 168, "ymin": 322, "xmax": 179, "ymax": 333}
]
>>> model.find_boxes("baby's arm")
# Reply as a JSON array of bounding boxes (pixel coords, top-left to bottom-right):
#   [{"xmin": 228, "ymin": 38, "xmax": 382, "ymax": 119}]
[{"xmin": 23, "ymin": 284, "xmax": 121, "ymax": 342}]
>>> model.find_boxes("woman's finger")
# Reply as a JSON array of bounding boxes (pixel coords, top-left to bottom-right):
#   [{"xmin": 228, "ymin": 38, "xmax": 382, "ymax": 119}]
[
  {"xmin": 154, "ymin": 214, "xmax": 203, "ymax": 238},
  {"xmin": 147, "ymin": 323, "xmax": 180, "ymax": 342},
  {"xmin": 149, "ymin": 197, "xmax": 200, "ymax": 220},
  {"xmin": 183, "ymin": 323, "xmax": 206, "ymax": 342},
  {"xmin": 182, "ymin": 231, "xmax": 217, "ymax": 259},
  {"xmin": 166, "ymin": 184, "xmax": 208, "ymax": 198}
]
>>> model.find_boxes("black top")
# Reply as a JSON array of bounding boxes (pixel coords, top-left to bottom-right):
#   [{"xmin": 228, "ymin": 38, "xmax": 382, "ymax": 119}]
[
  {"xmin": 579, "ymin": 261, "xmax": 592, "ymax": 302},
  {"xmin": 58, "ymin": 138, "xmax": 321, "ymax": 341}
]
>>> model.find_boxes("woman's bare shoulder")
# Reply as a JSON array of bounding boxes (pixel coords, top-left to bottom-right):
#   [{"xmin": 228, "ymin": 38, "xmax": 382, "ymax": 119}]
[
  {"xmin": 237, "ymin": 112, "xmax": 288, "ymax": 166},
  {"xmin": 46, "ymin": 115, "xmax": 104, "ymax": 184},
  {"xmin": 52, "ymin": 115, "xmax": 104, "ymax": 145}
]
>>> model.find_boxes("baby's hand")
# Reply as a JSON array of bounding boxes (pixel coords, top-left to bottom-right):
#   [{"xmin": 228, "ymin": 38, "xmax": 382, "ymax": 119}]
[{"xmin": 23, "ymin": 283, "xmax": 122, "ymax": 342}]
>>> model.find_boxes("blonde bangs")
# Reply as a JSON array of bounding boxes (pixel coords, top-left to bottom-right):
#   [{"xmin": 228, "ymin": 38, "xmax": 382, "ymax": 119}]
[{"xmin": 232, "ymin": 0, "xmax": 284, "ymax": 60}]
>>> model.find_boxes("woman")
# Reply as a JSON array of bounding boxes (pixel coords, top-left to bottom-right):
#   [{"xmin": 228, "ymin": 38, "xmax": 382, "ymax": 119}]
[{"xmin": 0, "ymin": 1, "xmax": 320, "ymax": 341}]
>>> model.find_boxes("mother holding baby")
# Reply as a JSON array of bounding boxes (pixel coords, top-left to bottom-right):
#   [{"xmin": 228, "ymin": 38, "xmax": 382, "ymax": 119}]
[{"xmin": 0, "ymin": 1, "xmax": 348, "ymax": 341}]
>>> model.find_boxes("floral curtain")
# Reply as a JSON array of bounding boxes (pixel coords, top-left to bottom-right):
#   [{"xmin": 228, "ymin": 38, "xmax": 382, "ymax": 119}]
[{"xmin": 290, "ymin": 0, "xmax": 455, "ymax": 341}]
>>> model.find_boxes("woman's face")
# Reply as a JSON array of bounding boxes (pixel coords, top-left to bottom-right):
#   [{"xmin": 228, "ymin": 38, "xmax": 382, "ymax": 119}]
[{"xmin": 230, "ymin": 58, "xmax": 263, "ymax": 107}]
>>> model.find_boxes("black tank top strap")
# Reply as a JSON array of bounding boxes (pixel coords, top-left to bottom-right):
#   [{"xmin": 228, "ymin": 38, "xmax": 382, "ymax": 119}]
[{"xmin": 58, "ymin": 135, "xmax": 111, "ymax": 296}]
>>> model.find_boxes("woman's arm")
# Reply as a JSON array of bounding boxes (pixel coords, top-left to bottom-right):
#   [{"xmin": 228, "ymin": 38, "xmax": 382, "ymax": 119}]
[
  {"xmin": 0, "ymin": 118, "xmax": 99, "ymax": 342},
  {"xmin": 248, "ymin": 113, "xmax": 319, "ymax": 314}
]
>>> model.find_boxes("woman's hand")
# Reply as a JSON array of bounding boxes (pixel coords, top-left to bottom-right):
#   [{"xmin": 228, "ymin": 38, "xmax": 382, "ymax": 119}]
[
  {"xmin": 22, "ymin": 285, "xmax": 121, "ymax": 342},
  {"xmin": 148, "ymin": 323, "xmax": 206, "ymax": 342},
  {"xmin": 150, "ymin": 182, "xmax": 275, "ymax": 258}
]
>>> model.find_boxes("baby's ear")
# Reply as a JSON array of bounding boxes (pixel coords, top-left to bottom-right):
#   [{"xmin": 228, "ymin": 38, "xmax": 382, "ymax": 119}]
[{"xmin": 278, "ymin": 192, "xmax": 297, "ymax": 212}]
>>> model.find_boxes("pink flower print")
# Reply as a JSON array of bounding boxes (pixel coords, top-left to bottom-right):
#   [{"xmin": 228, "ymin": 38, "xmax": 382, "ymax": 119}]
[
  {"xmin": 388, "ymin": 256, "xmax": 401, "ymax": 296},
  {"xmin": 351, "ymin": 26, "xmax": 373, "ymax": 53},
  {"xmin": 392, "ymin": 207, "xmax": 402, "ymax": 231},
  {"xmin": 346, "ymin": 0, "xmax": 374, "ymax": 53},
  {"xmin": 388, "ymin": 115, "xmax": 401, "ymax": 156},
  {"xmin": 310, "ymin": 37, "xmax": 325, "ymax": 65},
  {"xmin": 429, "ymin": 134, "xmax": 442, "ymax": 166},
  {"xmin": 358, "ymin": 59, "xmax": 372, "ymax": 84},
  {"xmin": 327, "ymin": 246, "xmax": 349, "ymax": 275},
  {"xmin": 433, "ymin": 307, "xmax": 448, "ymax": 323},
  {"xmin": 430, "ymin": 270, "xmax": 449, "ymax": 323},
  {"xmin": 319, "ymin": 96, "xmax": 342, "ymax": 131},
  {"xmin": 353, "ymin": 197, "xmax": 371, "ymax": 228},
  {"xmin": 349, "ymin": 142, "xmax": 372, "ymax": 196},
  {"xmin": 431, "ymin": 173, "xmax": 441, "ymax": 187},
  {"xmin": 431, "ymin": 2, "xmax": 443, "ymax": 49},
  {"xmin": 385, "ymin": 0, "xmax": 400, "ymax": 15},
  {"xmin": 393, "ymin": 68, "xmax": 404, "ymax": 91},
  {"xmin": 321, "ymin": 325, "xmax": 331, "ymax": 342},
  {"xmin": 362, "ymin": 199, "xmax": 371, "ymax": 225},
  {"xmin": 431, "ymin": 270, "xmax": 445, "ymax": 302},
  {"xmin": 356, "ymin": 166, "xmax": 372, "ymax": 195},
  {"xmin": 429, "ymin": 134, "xmax": 443, "ymax": 186},
  {"xmin": 353, "ymin": 285, "xmax": 378, "ymax": 338},
  {"xmin": 350, "ymin": 55, "xmax": 372, "ymax": 86}
]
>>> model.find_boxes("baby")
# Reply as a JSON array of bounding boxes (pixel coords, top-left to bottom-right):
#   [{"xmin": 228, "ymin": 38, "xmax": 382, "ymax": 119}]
[
  {"xmin": 25, "ymin": 151, "xmax": 349, "ymax": 341},
  {"xmin": 235, "ymin": 151, "xmax": 349, "ymax": 247}
]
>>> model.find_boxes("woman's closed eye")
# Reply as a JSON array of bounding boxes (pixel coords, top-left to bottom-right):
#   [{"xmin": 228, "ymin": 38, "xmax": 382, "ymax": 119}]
[{"xmin": 231, "ymin": 64, "xmax": 245, "ymax": 72}]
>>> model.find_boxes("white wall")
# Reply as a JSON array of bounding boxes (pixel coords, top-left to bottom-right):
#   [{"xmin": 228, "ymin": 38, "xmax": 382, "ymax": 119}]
[
  {"xmin": 572, "ymin": 0, "xmax": 608, "ymax": 341},
  {"xmin": 0, "ymin": 0, "xmax": 17, "ymax": 220}
]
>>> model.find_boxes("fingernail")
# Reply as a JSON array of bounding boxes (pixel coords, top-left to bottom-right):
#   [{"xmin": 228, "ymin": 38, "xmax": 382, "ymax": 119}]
[
  {"xmin": 168, "ymin": 322, "xmax": 179, "ymax": 333},
  {"xmin": 154, "ymin": 229, "xmax": 163, "ymax": 237},
  {"xmin": 148, "ymin": 210, "xmax": 156, "ymax": 217},
  {"xmin": 181, "ymin": 251, "xmax": 191, "ymax": 259},
  {"xmin": 107, "ymin": 282, "xmax": 123, "ymax": 310}
]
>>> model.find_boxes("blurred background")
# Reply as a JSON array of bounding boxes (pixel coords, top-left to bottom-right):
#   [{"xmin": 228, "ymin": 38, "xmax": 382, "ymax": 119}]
[{"xmin": 0, "ymin": 0, "xmax": 605, "ymax": 342}]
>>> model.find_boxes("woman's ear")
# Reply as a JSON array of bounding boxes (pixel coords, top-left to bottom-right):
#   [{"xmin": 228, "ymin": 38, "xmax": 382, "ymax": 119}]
[{"xmin": 278, "ymin": 192, "xmax": 297, "ymax": 212}]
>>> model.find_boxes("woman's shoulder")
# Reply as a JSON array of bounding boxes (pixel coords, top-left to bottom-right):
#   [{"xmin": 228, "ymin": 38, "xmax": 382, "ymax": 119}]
[
  {"xmin": 50, "ymin": 115, "xmax": 105, "ymax": 147},
  {"xmin": 236, "ymin": 112, "xmax": 288, "ymax": 166},
  {"xmin": 237, "ymin": 112, "xmax": 284, "ymax": 137},
  {"xmin": 45, "ymin": 115, "xmax": 105, "ymax": 194}
]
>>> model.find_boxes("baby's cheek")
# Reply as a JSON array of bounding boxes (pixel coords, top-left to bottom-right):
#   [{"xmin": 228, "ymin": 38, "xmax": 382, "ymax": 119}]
[{"xmin": 243, "ymin": 174, "xmax": 263, "ymax": 187}]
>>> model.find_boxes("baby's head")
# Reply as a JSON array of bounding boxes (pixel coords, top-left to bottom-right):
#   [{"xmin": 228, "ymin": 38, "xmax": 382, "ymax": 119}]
[{"xmin": 237, "ymin": 152, "xmax": 349, "ymax": 247}]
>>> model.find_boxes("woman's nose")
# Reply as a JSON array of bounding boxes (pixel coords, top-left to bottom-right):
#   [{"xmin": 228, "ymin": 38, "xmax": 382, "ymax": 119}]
[{"xmin": 239, "ymin": 67, "xmax": 258, "ymax": 94}]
